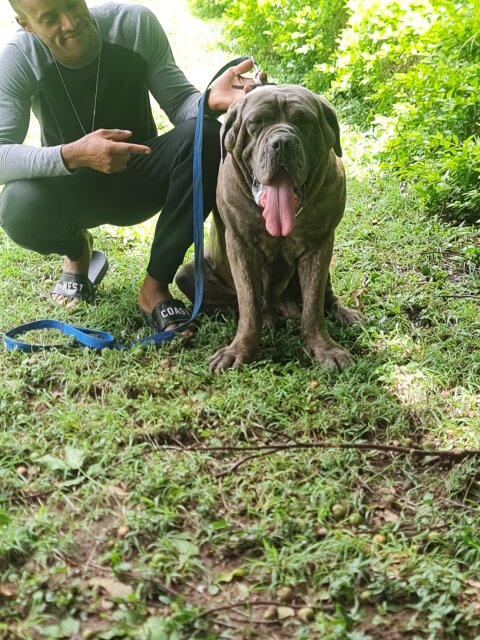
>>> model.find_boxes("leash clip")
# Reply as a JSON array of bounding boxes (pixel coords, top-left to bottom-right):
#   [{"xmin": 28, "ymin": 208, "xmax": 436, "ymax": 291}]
[{"xmin": 251, "ymin": 56, "xmax": 265, "ymax": 86}]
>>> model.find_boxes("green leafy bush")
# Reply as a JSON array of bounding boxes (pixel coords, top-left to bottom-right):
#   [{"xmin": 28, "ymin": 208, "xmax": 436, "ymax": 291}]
[
  {"xmin": 380, "ymin": 59, "xmax": 480, "ymax": 222},
  {"xmin": 319, "ymin": 0, "xmax": 443, "ymax": 117},
  {"xmin": 323, "ymin": 0, "xmax": 479, "ymax": 222},
  {"xmin": 189, "ymin": 0, "xmax": 348, "ymax": 91},
  {"xmin": 319, "ymin": 0, "xmax": 480, "ymax": 222}
]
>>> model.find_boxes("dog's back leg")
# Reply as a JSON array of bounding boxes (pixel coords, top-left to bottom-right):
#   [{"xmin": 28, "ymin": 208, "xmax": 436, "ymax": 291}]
[
  {"xmin": 263, "ymin": 261, "xmax": 297, "ymax": 325},
  {"xmin": 324, "ymin": 273, "xmax": 365, "ymax": 327},
  {"xmin": 175, "ymin": 257, "xmax": 238, "ymax": 312}
]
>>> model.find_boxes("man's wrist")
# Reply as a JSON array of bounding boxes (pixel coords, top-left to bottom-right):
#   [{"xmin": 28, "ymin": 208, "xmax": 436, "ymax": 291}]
[
  {"xmin": 204, "ymin": 88, "xmax": 224, "ymax": 118},
  {"xmin": 60, "ymin": 143, "xmax": 79, "ymax": 171}
]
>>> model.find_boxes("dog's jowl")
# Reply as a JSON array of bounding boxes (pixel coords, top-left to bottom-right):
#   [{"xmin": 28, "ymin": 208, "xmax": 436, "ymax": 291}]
[{"xmin": 176, "ymin": 84, "xmax": 365, "ymax": 371}]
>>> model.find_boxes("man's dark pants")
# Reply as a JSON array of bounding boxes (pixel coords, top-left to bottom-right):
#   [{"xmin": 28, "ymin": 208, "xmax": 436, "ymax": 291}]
[{"xmin": 0, "ymin": 118, "xmax": 221, "ymax": 286}]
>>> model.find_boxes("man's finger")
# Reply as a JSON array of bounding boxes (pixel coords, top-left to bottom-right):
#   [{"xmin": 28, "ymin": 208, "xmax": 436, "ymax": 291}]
[
  {"xmin": 126, "ymin": 143, "xmax": 151, "ymax": 155},
  {"xmin": 231, "ymin": 58, "xmax": 254, "ymax": 77},
  {"xmin": 100, "ymin": 130, "xmax": 150, "ymax": 154},
  {"xmin": 102, "ymin": 128, "xmax": 134, "ymax": 141},
  {"xmin": 114, "ymin": 142, "xmax": 151, "ymax": 155}
]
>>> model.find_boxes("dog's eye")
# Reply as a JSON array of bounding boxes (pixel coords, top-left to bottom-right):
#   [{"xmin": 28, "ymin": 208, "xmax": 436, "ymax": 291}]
[
  {"xmin": 291, "ymin": 113, "xmax": 316, "ymax": 129},
  {"xmin": 246, "ymin": 114, "xmax": 274, "ymax": 133},
  {"xmin": 246, "ymin": 118, "xmax": 267, "ymax": 134}
]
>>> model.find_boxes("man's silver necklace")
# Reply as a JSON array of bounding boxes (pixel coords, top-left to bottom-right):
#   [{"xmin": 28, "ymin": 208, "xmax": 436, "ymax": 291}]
[{"xmin": 50, "ymin": 34, "xmax": 101, "ymax": 136}]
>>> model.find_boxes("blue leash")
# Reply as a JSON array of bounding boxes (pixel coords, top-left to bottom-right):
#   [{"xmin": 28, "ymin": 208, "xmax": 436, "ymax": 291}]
[
  {"xmin": 3, "ymin": 319, "xmax": 116, "ymax": 352},
  {"xmin": 3, "ymin": 57, "xmax": 251, "ymax": 353}
]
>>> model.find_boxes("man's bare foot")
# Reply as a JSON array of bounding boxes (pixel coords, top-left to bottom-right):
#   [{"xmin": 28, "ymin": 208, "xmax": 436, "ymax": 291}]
[
  {"xmin": 138, "ymin": 275, "xmax": 194, "ymax": 336},
  {"xmin": 51, "ymin": 231, "xmax": 93, "ymax": 309}
]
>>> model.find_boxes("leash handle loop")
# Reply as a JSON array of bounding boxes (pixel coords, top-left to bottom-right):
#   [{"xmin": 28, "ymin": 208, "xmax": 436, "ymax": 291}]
[{"xmin": 3, "ymin": 319, "xmax": 115, "ymax": 352}]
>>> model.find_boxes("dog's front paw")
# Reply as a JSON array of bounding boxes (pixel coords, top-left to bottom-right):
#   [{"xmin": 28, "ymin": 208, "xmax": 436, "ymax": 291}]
[
  {"xmin": 309, "ymin": 341, "xmax": 353, "ymax": 372},
  {"xmin": 209, "ymin": 343, "xmax": 253, "ymax": 373},
  {"xmin": 330, "ymin": 303, "xmax": 366, "ymax": 327}
]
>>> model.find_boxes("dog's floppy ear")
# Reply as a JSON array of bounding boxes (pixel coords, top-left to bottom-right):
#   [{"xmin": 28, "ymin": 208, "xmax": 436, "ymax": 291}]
[
  {"xmin": 220, "ymin": 100, "xmax": 244, "ymax": 162},
  {"xmin": 316, "ymin": 95, "xmax": 342, "ymax": 158}
]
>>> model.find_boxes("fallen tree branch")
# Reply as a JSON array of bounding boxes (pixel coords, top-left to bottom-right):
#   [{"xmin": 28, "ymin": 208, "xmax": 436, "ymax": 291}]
[
  {"xmin": 161, "ymin": 442, "xmax": 478, "ymax": 457},
  {"xmin": 156, "ymin": 441, "xmax": 479, "ymax": 478}
]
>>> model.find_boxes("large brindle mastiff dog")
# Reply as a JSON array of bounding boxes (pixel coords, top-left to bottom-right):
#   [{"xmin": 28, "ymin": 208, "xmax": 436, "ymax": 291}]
[{"xmin": 176, "ymin": 84, "xmax": 364, "ymax": 371}]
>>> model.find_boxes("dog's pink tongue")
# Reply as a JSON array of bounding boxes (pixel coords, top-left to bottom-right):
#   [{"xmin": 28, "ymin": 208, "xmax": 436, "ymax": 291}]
[{"xmin": 261, "ymin": 170, "xmax": 296, "ymax": 237}]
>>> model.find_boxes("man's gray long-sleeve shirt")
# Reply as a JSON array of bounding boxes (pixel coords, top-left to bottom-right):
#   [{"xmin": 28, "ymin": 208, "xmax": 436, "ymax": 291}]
[{"xmin": 0, "ymin": 2, "xmax": 203, "ymax": 185}]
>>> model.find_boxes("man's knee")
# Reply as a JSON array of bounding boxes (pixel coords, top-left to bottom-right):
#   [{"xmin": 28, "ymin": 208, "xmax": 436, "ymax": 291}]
[
  {"xmin": 0, "ymin": 180, "xmax": 59, "ymax": 252},
  {"xmin": 176, "ymin": 116, "xmax": 221, "ymax": 149},
  {"xmin": 0, "ymin": 181, "xmax": 37, "ymax": 238},
  {"xmin": 171, "ymin": 117, "xmax": 221, "ymax": 178}
]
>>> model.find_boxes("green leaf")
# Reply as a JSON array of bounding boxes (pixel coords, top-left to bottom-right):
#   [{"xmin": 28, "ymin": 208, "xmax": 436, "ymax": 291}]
[
  {"xmin": 215, "ymin": 567, "xmax": 248, "ymax": 583},
  {"xmin": 36, "ymin": 619, "xmax": 79, "ymax": 639},
  {"xmin": 36, "ymin": 455, "xmax": 68, "ymax": 471},
  {"xmin": 0, "ymin": 509, "xmax": 11, "ymax": 526},
  {"xmin": 61, "ymin": 476, "xmax": 85, "ymax": 487},
  {"xmin": 36, "ymin": 625, "xmax": 65, "ymax": 639},
  {"xmin": 87, "ymin": 462, "xmax": 103, "ymax": 477},
  {"xmin": 60, "ymin": 618, "xmax": 80, "ymax": 635},
  {"xmin": 191, "ymin": 390, "xmax": 210, "ymax": 402},
  {"xmin": 141, "ymin": 616, "xmax": 169, "ymax": 640},
  {"xmin": 97, "ymin": 629, "xmax": 128, "ymax": 640},
  {"xmin": 170, "ymin": 536, "xmax": 199, "ymax": 558},
  {"xmin": 64, "ymin": 446, "xmax": 85, "ymax": 470}
]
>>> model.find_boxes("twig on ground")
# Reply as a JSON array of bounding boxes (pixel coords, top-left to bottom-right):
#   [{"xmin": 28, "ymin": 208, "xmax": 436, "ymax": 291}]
[
  {"xmin": 228, "ymin": 614, "xmax": 294, "ymax": 625},
  {"xmin": 82, "ymin": 542, "xmax": 99, "ymax": 575},
  {"xmin": 356, "ymin": 475, "xmax": 376, "ymax": 495},
  {"xmin": 161, "ymin": 441, "xmax": 479, "ymax": 458},
  {"xmin": 7, "ymin": 488, "xmax": 56, "ymax": 503},
  {"xmin": 193, "ymin": 599, "xmax": 332, "ymax": 621},
  {"xmin": 212, "ymin": 618, "xmax": 296, "ymax": 638},
  {"xmin": 356, "ymin": 522, "xmax": 450, "ymax": 536},
  {"xmin": 156, "ymin": 440, "xmax": 480, "ymax": 478},
  {"xmin": 463, "ymin": 473, "xmax": 479, "ymax": 503},
  {"xmin": 216, "ymin": 449, "xmax": 278, "ymax": 478},
  {"xmin": 439, "ymin": 498, "xmax": 480, "ymax": 514}
]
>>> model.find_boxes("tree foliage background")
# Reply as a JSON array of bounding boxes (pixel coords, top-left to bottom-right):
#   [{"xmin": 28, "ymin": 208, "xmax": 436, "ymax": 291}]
[{"xmin": 190, "ymin": 0, "xmax": 480, "ymax": 225}]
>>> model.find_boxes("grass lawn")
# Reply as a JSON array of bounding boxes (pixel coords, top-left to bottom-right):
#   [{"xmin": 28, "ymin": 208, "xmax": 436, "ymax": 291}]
[{"xmin": 1, "ymin": 2, "xmax": 480, "ymax": 639}]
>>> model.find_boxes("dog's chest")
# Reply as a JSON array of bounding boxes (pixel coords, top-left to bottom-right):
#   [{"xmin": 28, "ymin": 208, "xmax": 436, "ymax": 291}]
[
  {"xmin": 254, "ymin": 233, "xmax": 302, "ymax": 264},
  {"xmin": 248, "ymin": 213, "xmax": 328, "ymax": 263}
]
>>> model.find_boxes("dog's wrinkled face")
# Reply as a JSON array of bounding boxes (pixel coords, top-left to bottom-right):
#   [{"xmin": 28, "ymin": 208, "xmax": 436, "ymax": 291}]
[{"xmin": 221, "ymin": 85, "xmax": 342, "ymax": 237}]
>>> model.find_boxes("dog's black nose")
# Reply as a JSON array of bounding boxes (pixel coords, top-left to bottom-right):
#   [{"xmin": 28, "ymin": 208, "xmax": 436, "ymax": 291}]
[{"xmin": 270, "ymin": 133, "xmax": 297, "ymax": 156}]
